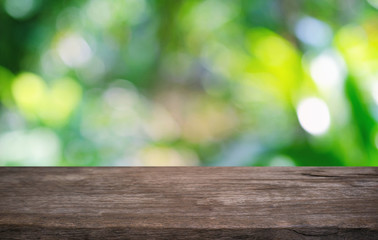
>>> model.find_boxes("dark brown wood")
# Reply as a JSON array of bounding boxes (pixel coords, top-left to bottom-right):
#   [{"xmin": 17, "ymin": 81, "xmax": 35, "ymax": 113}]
[{"xmin": 0, "ymin": 167, "xmax": 377, "ymax": 239}]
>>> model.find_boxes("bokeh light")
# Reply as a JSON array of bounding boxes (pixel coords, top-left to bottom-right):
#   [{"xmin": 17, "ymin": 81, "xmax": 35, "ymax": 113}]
[
  {"xmin": 4, "ymin": 0, "xmax": 39, "ymax": 19},
  {"xmin": 0, "ymin": 0, "xmax": 377, "ymax": 166},
  {"xmin": 297, "ymin": 97, "xmax": 331, "ymax": 136},
  {"xmin": 309, "ymin": 50, "xmax": 346, "ymax": 91},
  {"xmin": 295, "ymin": 16, "xmax": 332, "ymax": 47},
  {"xmin": 57, "ymin": 34, "xmax": 93, "ymax": 68}
]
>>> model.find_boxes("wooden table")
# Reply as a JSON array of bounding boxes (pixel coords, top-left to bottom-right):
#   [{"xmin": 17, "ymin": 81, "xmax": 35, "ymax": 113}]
[{"xmin": 0, "ymin": 167, "xmax": 377, "ymax": 239}]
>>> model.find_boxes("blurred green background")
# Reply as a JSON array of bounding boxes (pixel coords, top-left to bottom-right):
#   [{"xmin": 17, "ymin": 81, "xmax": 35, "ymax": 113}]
[{"xmin": 0, "ymin": 0, "xmax": 377, "ymax": 166}]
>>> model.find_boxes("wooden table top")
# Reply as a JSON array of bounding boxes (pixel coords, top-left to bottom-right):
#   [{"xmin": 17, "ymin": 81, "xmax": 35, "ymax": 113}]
[{"xmin": 0, "ymin": 167, "xmax": 377, "ymax": 239}]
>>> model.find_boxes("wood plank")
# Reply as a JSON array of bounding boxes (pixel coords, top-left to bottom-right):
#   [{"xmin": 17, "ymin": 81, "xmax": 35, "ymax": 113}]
[{"xmin": 0, "ymin": 167, "xmax": 377, "ymax": 239}]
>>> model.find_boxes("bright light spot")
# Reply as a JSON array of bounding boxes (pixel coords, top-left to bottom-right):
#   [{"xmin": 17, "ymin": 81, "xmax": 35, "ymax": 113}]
[
  {"xmin": 297, "ymin": 97, "xmax": 331, "ymax": 135},
  {"xmin": 309, "ymin": 50, "xmax": 346, "ymax": 90},
  {"xmin": 367, "ymin": 0, "xmax": 378, "ymax": 9},
  {"xmin": 4, "ymin": 0, "xmax": 37, "ymax": 19},
  {"xmin": 270, "ymin": 156, "xmax": 295, "ymax": 166},
  {"xmin": 295, "ymin": 16, "xmax": 332, "ymax": 47},
  {"xmin": 0, "ymin": 128, "xmax": 60, "ymax": 166},
  {"xmin": 57, "ymin": 34, "xmax": 92, "ymax": 68},
  {"xmin": 12, "ymin": 73, "xmax": 45, "ymax": 117},
  {"xmin": 12, "ymin": 73, "xmax": 81, "ymax": 126}
]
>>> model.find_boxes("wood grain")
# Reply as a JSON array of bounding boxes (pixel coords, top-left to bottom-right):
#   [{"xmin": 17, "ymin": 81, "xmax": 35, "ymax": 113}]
[{"xmin": 0, "ymin": 167, "xmax": 377, "ymax": 239}]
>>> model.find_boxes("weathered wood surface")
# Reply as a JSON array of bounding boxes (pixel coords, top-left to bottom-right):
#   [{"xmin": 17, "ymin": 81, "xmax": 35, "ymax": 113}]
[{"xmin": 0, "ymin": 167, "xmax": 377, "ymax": 239}]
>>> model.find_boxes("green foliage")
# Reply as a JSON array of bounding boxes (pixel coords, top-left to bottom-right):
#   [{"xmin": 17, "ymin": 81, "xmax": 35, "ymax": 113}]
[{"xmin": 0, "ymin": 0, "xmax": 377, "ymax": 166}]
